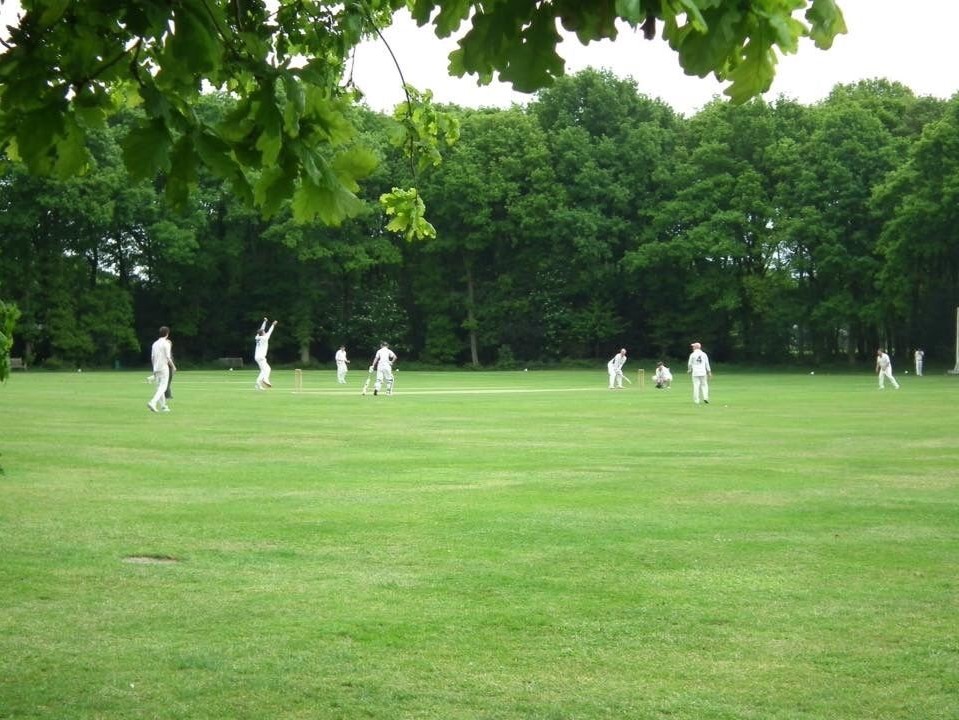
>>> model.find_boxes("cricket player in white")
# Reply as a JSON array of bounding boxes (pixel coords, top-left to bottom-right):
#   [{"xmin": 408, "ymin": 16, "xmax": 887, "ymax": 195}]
[
  {"xmin": 914, "ymin": 348, "xmax": 924, "ymax": 377},
  {"xmin": 254, "ymin": 317, "xmax": 278, "ymax": 390},
  {"xmin": 876, "ymin": 348, "xmax": 900, "ymax": 389},
  {"xmin": 335, "ymin": 345, "xmax": 350, "ymax": 384},
  {"xmin": 372, "ymin": 342, "xmax": 397, "ymax": 396},
  {"xmin": 687, "ymin": 342, "xmax": 711, "ymax": 404},
  {"xmin": 607, "ymin": 348, "xmax": 627, "ymax": 389},
  {"xmin": 147, "ymin": 326, "xmax": 175, "ymax": 412},
  {"xmin": 654, "ymin": 361, "xmax": 673, "ymax": 389}
]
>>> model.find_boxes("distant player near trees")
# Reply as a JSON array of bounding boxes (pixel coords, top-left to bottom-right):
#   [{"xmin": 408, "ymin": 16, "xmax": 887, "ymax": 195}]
[
  {"xmin": 335, "ymin": 345, "xmax": 350, "ymax": 384},
  {"xmin": 254, "ymin": 318, "xmax": 278, "ymax": 390},
  {"xmin": 914, "ymin": 348, "xmax": 924, "ymax": 377},
  {"xmin": 876, "ymin": 348, "xmax": 900, "ymax": 390}
]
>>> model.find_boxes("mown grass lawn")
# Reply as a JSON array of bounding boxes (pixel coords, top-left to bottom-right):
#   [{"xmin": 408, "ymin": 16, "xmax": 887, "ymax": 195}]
[{"xmin": 1, "ymin": 368, "xmax": 957, "ymax": 719}]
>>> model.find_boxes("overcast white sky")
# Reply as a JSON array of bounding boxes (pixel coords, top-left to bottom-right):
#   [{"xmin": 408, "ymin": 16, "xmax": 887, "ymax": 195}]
[
  {"xmin": 2, "ymin": 0, "xmax": 957, "ymax": 115},
  {"xmin": 348, "ymin": 0, "xmax": 959, "ymax": 114}
]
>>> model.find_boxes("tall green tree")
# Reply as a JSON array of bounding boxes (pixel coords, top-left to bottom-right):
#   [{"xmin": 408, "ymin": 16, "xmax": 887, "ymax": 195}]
[
  {"xmin": 874, "ymin": 95, "xmax": 959, "ymax": 358},
  {"xmin": 626, "ymin": 99, "xmax": 787, "ymax": 360},
  {"xmin": 0, "ymin": 136, "xmax": 143, "ymax": 366},
  {"xmin": 788, "ymin": 84, "xmax": 917, "ymax": 360},
  {"xmin": 413, "ymin": 107, "xmax": 555, "ymax": 366},
  {"xmin": 533, "ymin": 69, "xmax": 680, "ymax": 358}
]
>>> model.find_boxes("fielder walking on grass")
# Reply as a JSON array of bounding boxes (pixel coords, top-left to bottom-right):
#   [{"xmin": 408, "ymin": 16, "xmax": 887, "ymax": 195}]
[
  {"xmin": 877, "ymin": 348, "xmax": 900, "ymax": 390},
  {"xmin": 254, "ymin": 317, "xmax": 278, "ymax": 390},
  {"xmin": 607, "ymin": 348, "xmax": 627, "ymax": 389},
  {"xmin": 914, "ymin": 348, "xmax": 924, "ymax": 377},
  {"xmin": 372, "ymin": 342, "xmax": 397, "ymax": 396},
  {"xmin": 687, "ymin": 342, "xmax": 711, "ymax": 405},
  {"xmin": 147, "ymin": 326, "xmax": 175, "ymax": 413}
]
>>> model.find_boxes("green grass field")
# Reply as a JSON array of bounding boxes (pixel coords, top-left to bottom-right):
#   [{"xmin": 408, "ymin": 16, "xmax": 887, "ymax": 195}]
[{"xmin": 2, "ymin": 368, "xmax": 957, "ymax": 719}]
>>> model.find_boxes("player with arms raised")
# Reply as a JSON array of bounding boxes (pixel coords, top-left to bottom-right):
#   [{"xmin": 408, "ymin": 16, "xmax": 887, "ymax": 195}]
[{"xmin": 254, "ymin": 317, "xmax": 278, "ymax": 390}]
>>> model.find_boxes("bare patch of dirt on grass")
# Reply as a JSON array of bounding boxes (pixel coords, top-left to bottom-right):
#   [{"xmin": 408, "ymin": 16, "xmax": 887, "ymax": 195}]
[{"xmin": 122, "ymin": 554, "xmax": 180, "ymax": 565}]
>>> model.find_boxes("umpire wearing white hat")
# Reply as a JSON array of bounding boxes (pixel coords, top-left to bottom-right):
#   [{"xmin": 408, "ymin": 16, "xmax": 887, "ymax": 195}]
[{"xmin": 687, "ymin": 342, "xmax": 712, "ymax": 405}]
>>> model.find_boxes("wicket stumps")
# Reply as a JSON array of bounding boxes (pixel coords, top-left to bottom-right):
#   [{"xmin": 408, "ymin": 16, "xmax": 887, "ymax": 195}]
[
  {"xmin": 637, "ymin": 368, "xmax": 645, "ymax": 389},
  {"xmin": 293, "ymin": 368, "xmax": 303, "ymax": 392}
]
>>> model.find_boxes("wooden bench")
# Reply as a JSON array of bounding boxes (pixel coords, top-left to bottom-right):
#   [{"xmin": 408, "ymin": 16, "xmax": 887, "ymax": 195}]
[
  {"xmin": 217, "ymin": 357, "xmax": 244, "ymax": 369},
  {"xmin": 9, "ymin": 357, "xmax": 25, "ymax": 370}
]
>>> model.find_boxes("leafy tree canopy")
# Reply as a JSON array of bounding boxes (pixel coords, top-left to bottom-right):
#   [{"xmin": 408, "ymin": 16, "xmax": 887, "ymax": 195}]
[{"xmin": 0, "ymin": 0, "xmax": 845, "ymax": 235}]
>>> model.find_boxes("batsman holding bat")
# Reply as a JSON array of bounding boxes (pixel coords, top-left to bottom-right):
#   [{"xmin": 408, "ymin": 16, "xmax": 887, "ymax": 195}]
[
  {"xmin": 607, "ymin": 348, "xmax": 627, "ymax": 390},
  {"xmin": 372, "ymin": 341, "xmax": 397, "ymax": 396}
]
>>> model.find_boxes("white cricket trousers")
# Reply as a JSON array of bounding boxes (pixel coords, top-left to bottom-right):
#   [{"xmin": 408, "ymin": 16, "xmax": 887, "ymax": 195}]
[
  {"xmin": 255, "ymin": 356, "xmax": 271, "ymax": 387},
  {"xmin": 374, "ymin": 366, "xmax": 393, "ymax": 393},
  {"xmin": 878, "ymin": 368, "xmax": 899, "ymax": 389},
  {"xmin": 150, "ymin": 367, "xmax": 170, "ymax": 408},
  {"xmin": 692, "ymin": 374, "xmax": 709, "ymax": 404},
  {"xmin": 336, "ymin": 362, "xmax": 348, "ymax": 383},
  {"xmin": 608, "ymin": 368, "xmax": 621, "ymax": 389}
]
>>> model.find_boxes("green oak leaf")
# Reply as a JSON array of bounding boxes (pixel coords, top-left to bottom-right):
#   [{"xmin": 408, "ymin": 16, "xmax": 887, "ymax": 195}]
[
  {"xmin": 292, "ymin": 175, "xmax": 366, "ymax": 225},
  {"xmin": 675, "ymin": 0, "xmax": 709, "ymax": 32},
  {"xmin": 614, "ymin": 0, "xmax": 644, "ymax": 26},
  {"xmin": 281, "ymin": 75, "xmax": 306, "ymax": 138},
  {"xmin": 408, "ymin": 0, "xmax": 439, "ymax": 26},
  {"xmin": 724, "ymin": 33, "xmax": 778, "ymax": 104},
  {"xmin": 380, "ymin": 187, "xmax": 436, "ymax": 241},
  {"xmin": 331, "ymin": 147, "xmax": 379, "ymax": 193},
  {"xmin": 38, "ymin": 0, "xmax": 71, "ymax": 28},
  {"xmin": 305, "ymin": 91, "xmax": 355, "ymax": 145},
  {"xmin": 499, "ymin": 11, "xmax": 566, "ymax": 92},
  {"xmin": 218, "ymin": 98, "xmax": 256, "ymax": 143},
  {"xmin": 121, "ymin": 119, "xmax": 172, "ymax": 180},
  {"xmin": 16, "ymin": 104, "xmax": 66, "ymax": 174},
  {"xmin": 168, "ymin": 2, "xmax": 221, "ymax": 74},
  {"xmin": 166, "ymin": 134, "xmax": 198, "ymax": 208},
  {"xmin": 53, "ymin": 115, "xmax": 91, "ymax": 178},
  {"xmin": 195, "ymin": 130, "xmax": 241, "ymax": 181},
  {"xmin": 254, "ymin": 164, "xmax": 295, "ymax": 218},
  {"xmin": 433, "ymin": 0, "xmax": 472, "ymax": 37},
  {"xmin": 73, "ymin": 86, "xmax": 111, "ymax": 129},
  {"xmin": 256, "ymin": 127, "xmax": 283, "ymax": 167},
  {"xmin": 670, "ymin": 6, "xmax": 744, "ymax": 78},
  {"xmin": 806, "ymin": 0, "xmax": 847, "ymax": 48}
]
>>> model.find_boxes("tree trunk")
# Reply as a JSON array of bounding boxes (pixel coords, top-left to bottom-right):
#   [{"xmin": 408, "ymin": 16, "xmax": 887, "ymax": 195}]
[{"xmin": 465, "ymin": 260, "xmax": 480, "ymax": 368}]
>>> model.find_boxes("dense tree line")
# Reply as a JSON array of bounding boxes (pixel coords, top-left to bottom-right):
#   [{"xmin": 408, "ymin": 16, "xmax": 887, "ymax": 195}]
[{"xmin": 1, "ymin": 70, "xmax": 957, "ymax": 369}]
